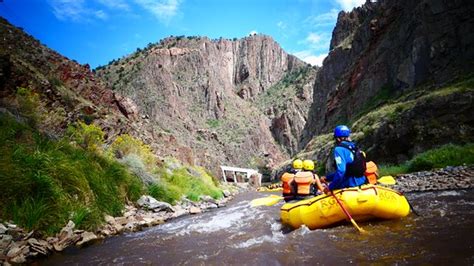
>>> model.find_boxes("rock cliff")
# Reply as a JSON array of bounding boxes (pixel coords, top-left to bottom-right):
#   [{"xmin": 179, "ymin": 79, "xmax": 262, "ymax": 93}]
[
  {"xmin": 0, "ymin": 17, "xmax": 132, "ymax": 140},
  {"xmin": 299, "ymin": 0, "xmax": 474, "ymax": 164},
  {"xmin": 0, "ymin": 17, "xmax": 200, "ymax": 171},
  {"xmin": 0, "ymin": 16, "xmax": 317, "ymax": 175},
  {"xmin": 97, "ymin": 35, "xmax": 314, "ymax": 173}
]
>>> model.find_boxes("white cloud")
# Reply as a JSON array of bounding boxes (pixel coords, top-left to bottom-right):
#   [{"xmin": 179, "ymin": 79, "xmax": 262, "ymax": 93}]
[
  {"xmin": 49, "ymin": 0, "xmax": 109, "ymax": 22},
  {"xmin": 306, "ymin": 32, "xmax": 322, "ymax": 45},
  {"xmin": 135, "ymin": 0, "xmax": 181, "ymax": 23},
  {"xmin": 94, "ymin": 10, "xmax": 108, "ymax": 20},
  {"xmin": 336, "ymin": 0, "xmax": 365, "ymax": 11},
  {"xmin": 249, "ymin": 30, "xmax": 258, "ymax": 36},
  {"xmin": 96, "ymin": 0, "xmax": 130, "ymax": 11},
  {"xmin": 293, "ymin": 50, "xmax": 327, "ymax": 66},
  {"xmin": 50, "ymin": 0, "xmax": 86, "ymax": 21},
  {"xmin": 299, "ymin": 32, "xmax": 331, "ymax": 50},
  {"xmin": 305, "ymin": 8, "xmax": 339, "ymax": 27},
  {"xmin": 277, "ymin": 21, "xmax": 287, "ymax": 30}
]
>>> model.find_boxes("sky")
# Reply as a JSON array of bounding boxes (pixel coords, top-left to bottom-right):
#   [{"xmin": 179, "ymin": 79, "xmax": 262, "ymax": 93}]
[{"xmin": 0, "ymin": 0, "xmax": 366, "ymax": 68}]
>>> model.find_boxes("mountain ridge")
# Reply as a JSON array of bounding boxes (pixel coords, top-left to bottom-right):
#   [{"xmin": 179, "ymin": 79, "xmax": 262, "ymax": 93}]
[{"xmin": 96, "ymin": 34, "xmax": 316, "ymax": 175}]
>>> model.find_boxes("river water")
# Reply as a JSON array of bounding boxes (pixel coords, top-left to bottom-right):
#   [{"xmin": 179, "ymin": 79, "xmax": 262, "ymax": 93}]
[{"xmin": 42, "ymin": 189, "xmax": 474, "ymax": 265}]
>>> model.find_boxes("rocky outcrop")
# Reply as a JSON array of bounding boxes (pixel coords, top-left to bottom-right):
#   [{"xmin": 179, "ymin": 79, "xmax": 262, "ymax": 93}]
[
  {"xmin": 392, "ymin": 165, "xmax": 474, "ymax": 193},
  {"xmin": 300, "ymin": 0, "xmax": 474, "ymax": 163},
  {"xmin": 256, "ymin": 66, "xmax": 317, "ymax": 155},
  {"xmin": 0, "ymin": 17, "xmax": 136, "ymax": 142},
  {"xmin": 97, "ymin": 35, "xmax": 312, "ymax": 172}
]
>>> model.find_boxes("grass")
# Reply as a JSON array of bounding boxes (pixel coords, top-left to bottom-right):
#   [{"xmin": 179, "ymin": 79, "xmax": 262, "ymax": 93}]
[
  {"xmin": 378, "ymin": 143, "xmax": 474, "ymax": 176},
  {"xmin": 2, "ymin": 85, "xmax": 226, "ymax": 234},
  {"xmin": 206, "ymin": 119, "xmax": 220, "ymax": 128},
  {"xmin": 151, "ymin": 166, "xmax": 222, "ymax": 204},
  {"xmin": 108, "ymin": 135, "xmax": 223, "ymax": 204},
  {"xmin": 0, "ymin": 113, "xmax": 144, "ymax": 234},
  {"xmin": 351, "ymin": 75, "xmax": 474, "ymax": 135}
]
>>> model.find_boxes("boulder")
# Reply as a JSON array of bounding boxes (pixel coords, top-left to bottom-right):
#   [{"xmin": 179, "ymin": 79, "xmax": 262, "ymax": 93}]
[
  {"xmin": 0, "ymin": 223, "xmax": 7, "ymax": 234},
  {"xmin": 57, "ymin": 220, "xmax": 75, "ymax": 242},
  {"xmin": 27, "ymin": 238, "xmax": 50, "ymax": 256},
  {"xmin": 0, "ymin": 234, "xmax": 13, "ymax": 250},
  {"xmin": 10, "ymin": 254, "xmax": 26, "ymax": 264},
  {"xmin": 76, "ymin": 232, "xmax": 98, "ymax": 247},
  {"xmin": 222, "ymin": 190, "xmax": 231, "ymax": 197},
  {"xmin": 104, "ymin": 215, "xmax": 115, "ymax": 225},
  {"xmin": 189, "ymin": 206, "xmax": 202, "ymax": 214},
  {"xmin": 137, "ymin": 195, "xmax": 174, "ymax": 212}
]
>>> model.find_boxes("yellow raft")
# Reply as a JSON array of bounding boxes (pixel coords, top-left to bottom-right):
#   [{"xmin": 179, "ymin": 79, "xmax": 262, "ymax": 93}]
[{"xmin": 280, "ymin": 185, "xmax": 410, "ymax": 230}]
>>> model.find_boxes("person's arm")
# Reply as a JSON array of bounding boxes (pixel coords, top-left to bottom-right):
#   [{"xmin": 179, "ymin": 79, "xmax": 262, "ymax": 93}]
[
  {"xmin": 313, "ymin": 173, "xmax": 324, "ymax": 193},
  {"xmin": 328, "ymin": 147, "xmax": 347, "ymax": 190}
]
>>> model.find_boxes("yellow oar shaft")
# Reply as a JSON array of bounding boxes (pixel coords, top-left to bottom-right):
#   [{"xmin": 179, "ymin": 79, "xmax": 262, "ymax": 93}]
[{"xmin": 331, "ymin": 191, "xmax": 367, "ymax": 234}]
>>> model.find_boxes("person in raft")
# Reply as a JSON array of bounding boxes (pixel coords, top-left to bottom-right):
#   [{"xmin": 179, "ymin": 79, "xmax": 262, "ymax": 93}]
[
  {"xmin": 281, "ymin": 159, "xmax": 303, "ymax": 202},
  {"xmin": 321, "ymin": 125, "xmax": 367, "ymax": 194},
  {"xmin": 301, "ymin": 159, "xmax": 325, "ymax": 195}
]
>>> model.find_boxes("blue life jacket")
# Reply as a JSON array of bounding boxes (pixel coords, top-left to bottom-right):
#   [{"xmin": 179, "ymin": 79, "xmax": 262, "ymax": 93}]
[{"xmin": 326, "ymin": 141, "xmax": 367, "ymax": 190}]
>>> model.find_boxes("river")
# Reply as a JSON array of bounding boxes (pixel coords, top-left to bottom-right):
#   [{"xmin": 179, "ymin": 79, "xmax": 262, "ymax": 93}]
[{"xmin": 42, "ymin": 189, "xmax": 474, "ymax": 265}]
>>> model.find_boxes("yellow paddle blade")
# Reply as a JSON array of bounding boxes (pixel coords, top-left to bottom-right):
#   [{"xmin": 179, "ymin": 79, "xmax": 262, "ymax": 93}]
[
  {"xmin": 350, "ymin": 218, "xmax": 368, "ymax": 234},
  {"xmin": 378, "ymin": 175, "xmax": 396, "ymax": 185},
  {"xmin": 250, "ymin": 195, "xmax": 284, "ymax": 207}
]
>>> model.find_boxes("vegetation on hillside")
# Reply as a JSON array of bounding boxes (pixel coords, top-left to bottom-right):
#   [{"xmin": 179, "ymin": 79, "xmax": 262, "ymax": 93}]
[
  {"xmin": 379, "ymin": 143, "xmax": 474, "ymax": 176},
  {"xmin": 295, "ymin": 75, "xmax": 474, "ymax": 176},
  {"xmin": 351, "ymin": 75, "xmax": 474, "ymax": 135},
  {"xmin": 0, "ymin": 113, "xmax": 143, "ymax": 234},
  {"xmin": 0, "ymin": 88, "xmax": 223, "ymax": 235},
  {"xmin": 256, "ymin": 66, "xmax": 315, "ymax": 112}
]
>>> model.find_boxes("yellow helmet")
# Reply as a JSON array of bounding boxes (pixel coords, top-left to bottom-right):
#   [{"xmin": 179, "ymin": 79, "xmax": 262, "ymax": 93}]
[
  {"xmin": 292, "ymin": 159, "xmax": 303, "ymax": 170},
  {"xmin": 303, "ymin": 160, "xmax": 315, "ymax": 171}
]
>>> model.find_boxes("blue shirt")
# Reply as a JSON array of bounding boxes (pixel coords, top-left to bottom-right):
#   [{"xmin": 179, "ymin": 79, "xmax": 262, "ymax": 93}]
[{"xmin": 326, "ymin": 141, "xmax": 366, "ymax": 190}]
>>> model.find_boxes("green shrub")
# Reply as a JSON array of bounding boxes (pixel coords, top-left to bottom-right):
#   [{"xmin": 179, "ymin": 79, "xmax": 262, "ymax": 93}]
[
  {"xmin": 378, "ymin": 164, "xmax": 410, "ymax": 176},
  {"xmin": 10, "ymin": 197, "xmax": 52, "ymax": 232},
  {"xmin": 0, "ymin": 113, "xmax": 143, "ymax": 235},
  {"xmin": 119, "ymin": 154, "xmax": 156, "ymax": 185},
  {"xmin": 109, "ymin": 134, "xmax": 156, "ymax": 170},
  {"xmin": 67, "ymin": 121, "xmax": 105, "ymax": 152},
  {"xmin": 378, "ymin": 143, "xmax": 474, "ymax": 175},
  {"xmin": 148, "ymin": 182, "xmax": 181, "ymax": 204},
  {"xmin": 407, "ymin": 143, "xmax": 474, "ymax": 172},
  {"xmin": 206, "ymin": 119, "xmax": 220, "ymax": 128},
  {"xmin": 16, "ymin": 87, "xmax": 41, "ymax": 125}
]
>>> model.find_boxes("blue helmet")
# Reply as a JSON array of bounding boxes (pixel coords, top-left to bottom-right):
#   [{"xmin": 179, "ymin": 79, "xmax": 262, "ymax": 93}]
[{"xmin": 334, "ymin": 125, "xmax": 351, "ymax": 138}]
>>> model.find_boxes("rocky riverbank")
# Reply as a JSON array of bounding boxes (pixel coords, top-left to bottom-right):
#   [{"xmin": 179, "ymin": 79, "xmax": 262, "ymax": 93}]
[
  {"xmin": 0, "ymin": 184, "xmax": 248, "ymax": 265},
  {"xmin": 391, "ymin": 165, "xmax": 474, "ymax": 193}
]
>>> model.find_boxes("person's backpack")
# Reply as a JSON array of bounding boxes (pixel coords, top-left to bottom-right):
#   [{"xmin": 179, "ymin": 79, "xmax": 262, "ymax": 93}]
[{"xmin": 337, "ymin": 142, "xmax": 367, "ymax": 177}]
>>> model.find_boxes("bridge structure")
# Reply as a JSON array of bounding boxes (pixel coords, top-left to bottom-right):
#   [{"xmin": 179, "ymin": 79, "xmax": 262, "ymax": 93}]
[{"xmin": 220, "ymin": 166, "xmax": 260, "ymax": 185}]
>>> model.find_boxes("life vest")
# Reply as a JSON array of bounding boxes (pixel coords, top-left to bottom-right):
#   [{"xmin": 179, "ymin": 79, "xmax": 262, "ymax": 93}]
[
  {"xmin": 336, "ymin": 142, "xmax": 367, "ymax": 177},
  {"xmin": 365, "ymin": 161, "xmax": 378, "ymax": 184},
  {"xmin": 294, "ymin": 171, "xmax": 314, "ymax": 196},
  {"xmin": 281, "ymin": 172, "xmax": 295, "ymax": 196}
]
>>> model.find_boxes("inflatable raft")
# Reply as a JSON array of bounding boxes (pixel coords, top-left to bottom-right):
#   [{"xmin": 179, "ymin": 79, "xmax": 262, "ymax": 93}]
[{"xmin": 280, "ymin": 185, "xmax": 410, "ymax": 229}]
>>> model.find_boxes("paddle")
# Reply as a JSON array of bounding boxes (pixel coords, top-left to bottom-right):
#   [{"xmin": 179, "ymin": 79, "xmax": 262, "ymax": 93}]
[
  {"xmin": 250, "ymin": 194, "xmax": 284, "ymax": 207},
  {"xmin": 377, "ymin": 175, "xmax": 396, "ymax": 185},
  {"xmin": 330, "ymin": 190, "xmax": 367, "ymax": 234}
]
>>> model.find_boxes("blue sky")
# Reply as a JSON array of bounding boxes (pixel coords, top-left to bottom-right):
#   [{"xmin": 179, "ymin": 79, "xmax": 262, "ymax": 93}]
[{"xmin": 0, "ymin": 0, "xmax": 365, "ymax": 68}]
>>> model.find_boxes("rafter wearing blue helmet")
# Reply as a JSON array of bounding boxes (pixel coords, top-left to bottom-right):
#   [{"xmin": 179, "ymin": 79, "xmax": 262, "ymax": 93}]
[{"xmin": 322, "ymin": 125, "xmax": 367, "ymax": 192}]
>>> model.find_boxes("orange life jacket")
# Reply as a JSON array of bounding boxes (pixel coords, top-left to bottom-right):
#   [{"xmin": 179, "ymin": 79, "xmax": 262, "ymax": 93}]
[
  {"xmin": 281, "ymin": 172, "xmax": 295, "ymax": 196},
  {"xmin": 365, "ymin": 161, "xmax": 378, "ymax": 184},
  {"xmin": 294, "ymin": 171, "xmax": 314, "ymax": 196}
]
